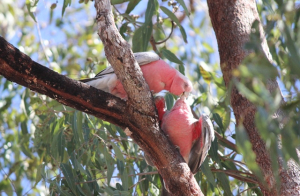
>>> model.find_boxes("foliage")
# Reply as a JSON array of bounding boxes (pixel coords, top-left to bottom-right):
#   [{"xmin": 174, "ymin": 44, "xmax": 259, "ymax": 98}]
[{"xmin": 0, "ymin": 0, "xmax": 300, "ymax": 195}]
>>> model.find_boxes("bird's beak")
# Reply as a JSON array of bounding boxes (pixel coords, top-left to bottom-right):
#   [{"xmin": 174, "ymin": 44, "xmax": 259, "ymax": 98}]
[{"xmin": 181, "ymin": 92, "xmax": 189, "ymax": 98}]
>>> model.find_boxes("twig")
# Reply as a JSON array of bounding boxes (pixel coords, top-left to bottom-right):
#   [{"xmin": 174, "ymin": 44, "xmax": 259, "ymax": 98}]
[
  {"xmin": 214, "ymin": 131, "xmax": 237, "ymax": 151},
  {"xmin": 211, "ymin": 169, "xmax": 257, "ymax": 184},
  {"xmin": 0, "ymin": 165, "xmax": 17, "ymax": 193},
  {"xmin": 35, "ymin": 17, "xmax": 52, "ymax": 68},
  {"xmin": 153, "ymin": 21, "xmax": 175, "ymax": 45},
  {"xmin": 76, "ymin": 171, "xmax": 159, "ymax": 184},
  {"xmin": 237, "ymin": 185, "xmax": 259, "ymax": 195},
  {"xmin": 129, "ymin": 178, "xmax": 146, "ymax": 190},
  {"xmin": 219, "ymin": 156, "xmax": 250, "ymax": 173}
]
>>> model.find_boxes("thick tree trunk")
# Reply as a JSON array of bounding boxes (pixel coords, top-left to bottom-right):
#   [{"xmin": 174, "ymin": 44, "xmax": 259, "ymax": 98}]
[{"xmin": 207, "ymin": 0, "xmax": 300, "ymax": 195}]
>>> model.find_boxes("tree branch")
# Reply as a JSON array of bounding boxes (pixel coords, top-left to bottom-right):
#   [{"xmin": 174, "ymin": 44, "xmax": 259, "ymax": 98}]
[
  {"xmin": 0, "ymin": 36, "xmax": 127, "ymax": 127},
  {"xmin": 94, "ymin": 1, "xmax": 202, "ymax": 195}
]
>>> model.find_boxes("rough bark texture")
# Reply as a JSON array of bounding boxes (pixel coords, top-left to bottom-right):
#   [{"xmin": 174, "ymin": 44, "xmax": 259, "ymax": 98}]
[
  {"xmin": 0, "ymin": 0, "xmax": 203, "ymax": 194},
  {"xmin": 0, "ymin": 37, "xmax": 127, "ymax": 127},
  {"xmin": 93, "ymin": 1, "xmax": 202, "ymax": 195},
  {"xmin": 207, "ymin": 0, "xmax": 300, "ymax": 195}
]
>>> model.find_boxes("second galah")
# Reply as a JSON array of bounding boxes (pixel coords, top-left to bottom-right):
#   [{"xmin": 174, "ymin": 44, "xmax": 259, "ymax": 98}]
[
  {"xmin": 80, "ymin": 52, "xmax": 193, "ymax": 99},
  {"xmin": 155, "ymin": 94, "xmax": 215, "ymax": 173}
]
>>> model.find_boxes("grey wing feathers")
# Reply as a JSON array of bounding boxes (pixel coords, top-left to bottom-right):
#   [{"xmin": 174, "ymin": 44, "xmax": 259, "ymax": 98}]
[
  {"xmin": 188, "ymin": 114, "xmax": 215, "ymax": 174},
  {"xmin": 134, "ymin": 52, "xmax": 160, "ymax": 65},
  {"xmin": 80, "ymin": 52, "xmax": 159, "ymax": 82}
]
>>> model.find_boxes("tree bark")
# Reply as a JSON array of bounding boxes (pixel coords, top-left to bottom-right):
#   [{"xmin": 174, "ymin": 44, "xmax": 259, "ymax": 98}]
[
  {"xmin": 0, "ymin": 0, "xmax": 204, "ymax": 193},
  {"xmin": 207, "ymin": 0, "xmax": 300, "ymax": 195}
]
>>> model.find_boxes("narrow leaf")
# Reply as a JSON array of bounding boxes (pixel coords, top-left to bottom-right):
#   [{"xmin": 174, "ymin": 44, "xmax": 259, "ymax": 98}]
[
  {"xmin": 179, "ymin": 64, "xmax": 185, "ymax": 75},
  {"xmin": 60, "ymin": 163, "xmax": 77, "ymax": 194},
  {"xmin": 111, "ymin": 0, "xmax": 129, "ymax": 5},
  {"xmin": 160, "ymin": 6, "xmax": 180, "ymax": 25},
  {"xmin": 125, "ymin": 0, "xmax": 141, "ymax": 14},
  {"xmin": 216, "ymin": 172, "xmax": 232, "ymax": 196},
  {"xmin": 26, "ymin": 0, "xmax": 38, "ymax": 22},
  {"xmin": 177, "ymin": 0, "xmax": 190, "ymax": 17},
  {"xmin": 179, "ymin": 26, "xmax": 188, "ymax": 43},
  {"xmin": 145, "ymin": 0, "xmax": 155, "ymax": 24},
  {"xmin": 213, "ymin": 113, "xmax": 224, "ymax": 131},
  {"xmin": 62, "ymin": 0, "xmax": 71, "ymax": 16},
  {"xmin": 161, "ymin": 49, "xmax": 183, "ymax": 64},
  {"xmin": 111, "ymin": 143, "xmax": 125, "ymax": 162},
  {"xmin": 165, "ymin": 93, "xmax": 174, "ymax": 110},
  {"xmin": 201, "ymin": 159, "xmax": 217, "ymax": 188}
]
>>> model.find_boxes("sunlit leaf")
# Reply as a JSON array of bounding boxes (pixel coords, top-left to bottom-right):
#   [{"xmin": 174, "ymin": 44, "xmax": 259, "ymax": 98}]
[{"xmin": 199, "ymin": 65, "xmax": 211, "ymax": 84}]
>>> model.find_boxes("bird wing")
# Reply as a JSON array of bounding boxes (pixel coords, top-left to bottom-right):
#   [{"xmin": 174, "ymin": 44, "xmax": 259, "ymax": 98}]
[
  {"xmin": 80, "ymin": 52, "xmax": 160, "ymax": 83},
  {"xmin": 188, "ymin": 114, "xmax": 215, "ymax": 174},
  {"xmin": 134, "ymin": 52, "xmax": 160, "ymax": 66}
]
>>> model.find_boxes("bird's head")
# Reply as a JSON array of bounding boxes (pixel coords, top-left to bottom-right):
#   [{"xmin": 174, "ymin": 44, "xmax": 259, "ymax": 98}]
[{"xmin": 169, "ymin": 72, "xmax": 193, "ymax": 96}]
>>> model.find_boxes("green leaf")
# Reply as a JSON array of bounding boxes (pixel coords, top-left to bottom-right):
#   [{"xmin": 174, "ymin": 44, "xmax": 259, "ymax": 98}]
[
  {"xmin": 111, "ymin": 0, "xmax": 130, "ymax": 5},
  {"xmin": 21, "ymin": 121, "xmax": 28, "ymax": 134},
  {"xmin": 236, "ymin": 126, "xmax": 262, "ymax": 181},
  {"xmin": 213, "ymin": 113, "xmax": 224, "ymax": 131},
  {"xmin": 51, "ymin": 128, "xmax": 65, "ymax": 162},
  {"xmin": 235, "ymin": 81, "xmax": 263, "ymax": 105},
  {"xmin": 111, "ymin": 143, "xmax": 125, "ymax": 162},
  {"xmin": 160, "ymin": 6, "xmax": 180, "ymax": 25},
  {"xmin": 216, "ymin": 172, "xmax": 232, "ymax": 196},
  {"xmin": 60, "ymin": 163, "xmax": 77, "ymax": 194},
  {"xmin": 125, "ymin": 0, "xmax": 141, "ymax": 14},
  {"xmin": 179, "ymin": 26, "xmax": 188, "ymax": 43},
  {"xmin": 284, "ymin": 24, "xmax": 300, "ymax": 77},
  {"xmin": 132, "ymin": 24, "xmax": 152, "ymax": 52},
  {"xmin": 179, "ymin": 64, "xmax": 185, "ymax": 75},
  {"xmin": 57, "ymin": 130, "xmax": 66, "ymax": 162},
  {"xmin": 145, "ymin": 0, "xmax": 156, "ymax": 24},
  {"xmin": 55, "ymin": 182, "xmax": 74, "ymax": 196},
  {"xmin": 199, "ymin": 66, "xmax": 211, "ymax": 84},
  {"xmin": 26, "ymin": 0, "xmax": 38, "ymax": 22},
  {"xmin": 177, "ymin": 0, "xmax": 190, "ymax": 17},
  {"xmin": 35, "ymin": 164, "xmax": 44, "ymax": 186},
  {"xmin": 203, "ymin": 42, "xmax": 214, "ymax": 53},
  {"xmin": 62, "ymin": 0, "xmax": 71, "ymax": 16},
  {"xmin": 208, "ymin": 138, "xmax": 220, "ymax": 164},
  {"xmin": 165, "ymin": 93, "xmax": 174, "ymax": 110},
  {"xmin": 161, "ymin": 49, "xmax": 183, "ymax": 64},
  {"xmin": 200, "ymin": 159, "xmax": 217, "ymax": 188}
]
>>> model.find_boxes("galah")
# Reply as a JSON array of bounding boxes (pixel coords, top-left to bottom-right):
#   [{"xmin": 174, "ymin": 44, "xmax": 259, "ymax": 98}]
[
  {"xmin": 155, "ymin": 94, "xmax": 215, "ymax": 173},
  {"xmin": 80, "ymin": 52, "xmax": 193, "ymax": 99}
]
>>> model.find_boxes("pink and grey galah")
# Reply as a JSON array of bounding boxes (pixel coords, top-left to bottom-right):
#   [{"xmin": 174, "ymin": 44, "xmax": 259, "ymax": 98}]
[
  {"xmin": 80, "ymin": 52, "xmax": 193, "ymax": 99},
  {"xmin": 155, "ymin": 94, "xmax": 215, "ymax": 173}
]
